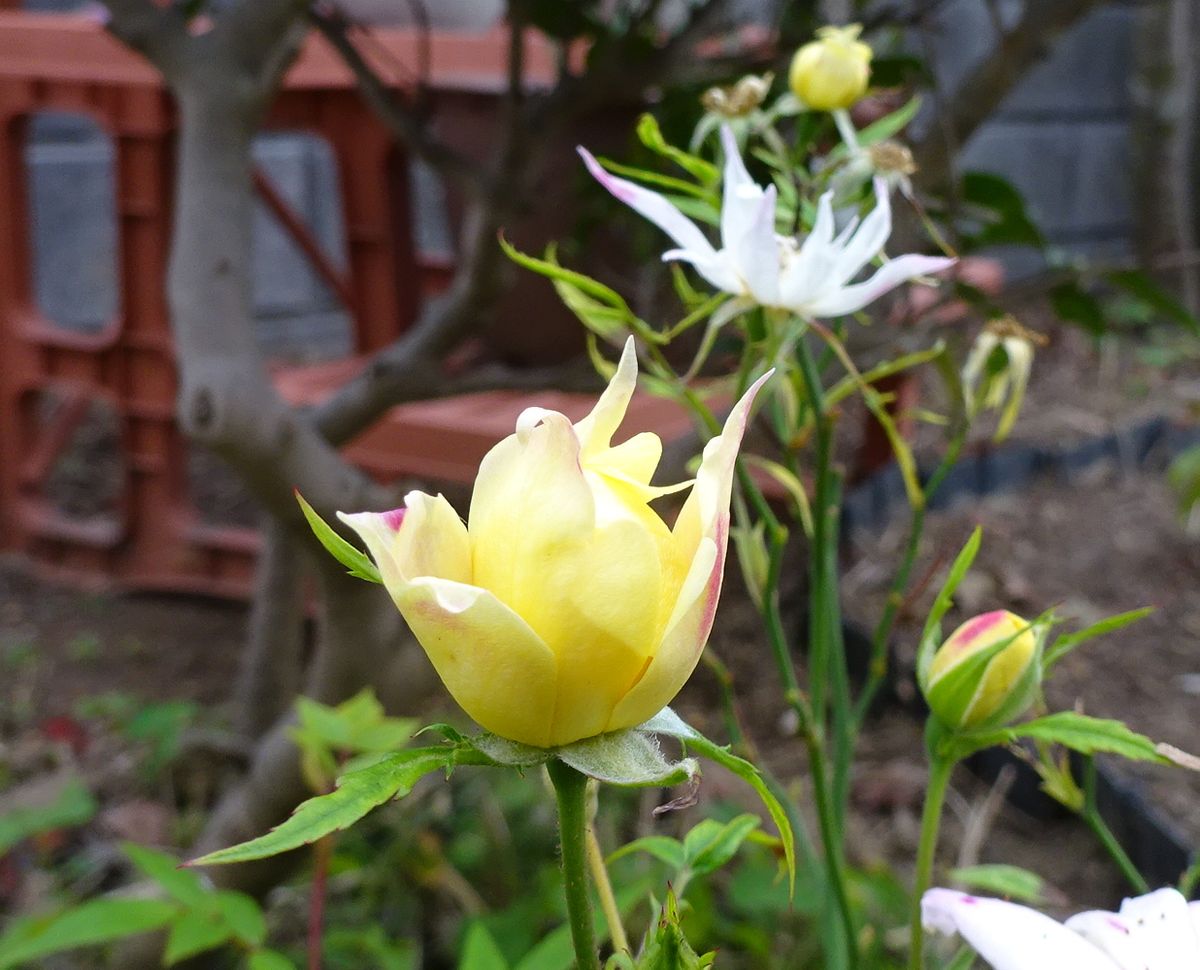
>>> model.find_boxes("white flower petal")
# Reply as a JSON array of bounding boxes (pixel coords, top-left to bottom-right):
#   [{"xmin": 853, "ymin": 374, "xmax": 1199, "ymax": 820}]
[
  {"xmin": 803, "ymin": 253, "xmax": 956, "ymax": 318},
  {"xmin": 719, "ymin": 125, "xmax": 767, "ymax": 254},
  {"xmin": 922, "ymin": 889, "xmax": 1121, "ymax": 970},
  {"xmin": 734, "ymin": 185, "xmax": 781, "ymax": 306},
  {"xmin": 831, "ymin": 178, "xmax": 892, "ymax": 284}
]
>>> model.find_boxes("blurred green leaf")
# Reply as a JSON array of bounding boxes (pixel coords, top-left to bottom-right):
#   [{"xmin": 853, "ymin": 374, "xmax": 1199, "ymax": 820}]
[
  {"xmin": 125, "ymin": 843, "xmax": 210, "ymax": 909},
  {"xmin": 1105, "ymin": 269, "xmax": 1200, "ymax": 335},
  {"xmin": 163, "ymin": 910, "xmax": 232, "ymax": 965},
  {"xmin": 635, "ymin": 114, "xmax": 718, "ymax": 183},
  {"xmin": 248, "ymin": 950, "xmax": 297, "ymax": 970},
  {"xmin": 949, "ymin": 864, "xmax": 1047, "ymax": 904},
  {"xmin": 1050, "ymin": 282, "xmax": 1105, "ymax": 335},
  {"xmin": 0, "ymin": 775, "xmax": 96, "ymax": 855},
  {"xmin": 683, "ymin": 814, "xmax": 760, "ymax": 877},
  {"xmin": 459, "ymin": 923, "xmax": 510, "ymax": 970},
  {"xmin": 0, "ymin": 899, "xmax": 179, "ymax": 969}
]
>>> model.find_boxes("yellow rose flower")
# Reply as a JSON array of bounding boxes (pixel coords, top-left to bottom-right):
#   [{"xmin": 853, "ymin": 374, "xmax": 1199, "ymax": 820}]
[
  {"xmin": 789, "ymin": 24, "xmax": 872, "ymax": 112},
  {"xmin": 925, "ymin": 610, "xmax": 1040, "ymax": 730},
  {"xmin": 340, "ymin": 339, "xmax": 769, "ymax": 747}
]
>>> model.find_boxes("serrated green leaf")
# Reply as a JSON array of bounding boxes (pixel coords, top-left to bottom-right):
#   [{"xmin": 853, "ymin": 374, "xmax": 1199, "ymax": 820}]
[
  {"xmin": 248, "ymin": 950, "xmax": 297, "ymax": 970},
  {"xmin": 0, "ymin": 775, "xmax": 96, "ymax": 855},
  {"xmin": 606, "ymin": 835, "xmax": 686, "ymax": 872},
  {"xmin": 640, "ymin": 708, "xmax": 795, "ymax": 895},
  {"xmin": 296, "ymin": 492, "xmax": 382, "ymax": 583},
  {"xmin": 459, "ymin": 923, "xmax": 510, "ymax": 970},
  {"xmin": 916, "ymin": 527, "xmax": 983, "ymax": 689},
  {"xmin": 961, "ymin": 712, "xmax": 1170, "ymax": 764},
  {"xmin": 191, "ymin": 746, "xmax": 488, "ymax": 866},
  {"xmin": 683, "ymin": 813, "xmax": 760, "ymax": 877},
  {"xmin": 164, "ymin": 910, "xmax": 232, "ymax": 965},
  {"xmin": 0, "ymin": 899, "xmax": 179, "ymax": 970},
  {"xmin": 949, "ymin": 864, "xmax": 1046, "ymax": 904},
  {"xmin": 125, "ymin": 843, "xmax": 210, "ymax": 909},
  {"xmin": 1044, "ymin": 607, "xmax": 1153, "ymax": 671}
]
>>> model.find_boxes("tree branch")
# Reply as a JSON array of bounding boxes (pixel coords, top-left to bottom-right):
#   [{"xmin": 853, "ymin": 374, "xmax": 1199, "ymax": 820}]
[
  {"xmin": 101, "ymin": 0, "xmax": 189, "ymax": 74},
  {"xmin": 308, "ymin": 8, "xmax": 486, "ymax": 195},
  {"xmin": 912, "ymin": 0, "xmax": 1113, "ymax": 189}
]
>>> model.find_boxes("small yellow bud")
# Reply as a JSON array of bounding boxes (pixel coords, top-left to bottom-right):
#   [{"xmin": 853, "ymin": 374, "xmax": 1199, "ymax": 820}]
[
  {"xmin": 789, "ymin": 24, "xmax": 872, "ymax": 112},
  {"xmin": 925, "ymin": 610, "xmax": 1040, "ymax": 730}
]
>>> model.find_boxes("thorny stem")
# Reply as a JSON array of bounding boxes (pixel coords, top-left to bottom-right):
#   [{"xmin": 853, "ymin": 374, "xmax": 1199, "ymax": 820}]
[
  {"xmin": 586, "ymin": 827, "xmax": 629, "ymax": 955},
  {"xmin": 909, "ymin": 755, "xmax": 954, "ymax": 970},
  {"xmin": 1082, "ymin": 757, "xmax": 1150, "ymax": 894},
  {"xmin": 548, "ymin": 760, "xmax": 601, "ymax": 970}
]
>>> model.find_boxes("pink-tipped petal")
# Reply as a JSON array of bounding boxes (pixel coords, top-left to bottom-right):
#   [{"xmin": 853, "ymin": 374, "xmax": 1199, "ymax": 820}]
[
  {"xmin": 604, "ymin": 369, "xmax": 772, "ymax": 730},
  {"xmin": 579, "ymin": 146, "xmax": 716, "ymax": 261},
  {"xmin": 921, "ymin": 890, "xmax": 1121, "ymax": 970}
]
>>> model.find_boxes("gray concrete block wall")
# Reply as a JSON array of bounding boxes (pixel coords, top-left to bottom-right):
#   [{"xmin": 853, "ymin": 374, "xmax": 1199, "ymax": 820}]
[{"xmin": 923, "ymin": 0, "xmax": 1138, "ymax": 269}]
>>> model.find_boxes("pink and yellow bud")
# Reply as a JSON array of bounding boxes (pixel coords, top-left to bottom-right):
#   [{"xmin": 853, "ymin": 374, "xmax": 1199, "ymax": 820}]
[
  {"xmin": 925, "ymin": 610, "xmax": 1040, "ymax": 731},
  {"xmin": 339, "ymin": 339, "xmax": 769, "ymax": 748},
  {"xmin": 788, "ymin": 24, "xmax": 872, "ymax": 112}
]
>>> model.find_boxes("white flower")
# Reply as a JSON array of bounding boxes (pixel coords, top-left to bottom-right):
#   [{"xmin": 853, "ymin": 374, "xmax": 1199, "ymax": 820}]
[
  {"xmin": 922, "ymin": 887, "xmax": 1200, "ymax": 970},
  {"xmin": 577, "ymin": 125, "xmax": 954, "ymax": 320}
]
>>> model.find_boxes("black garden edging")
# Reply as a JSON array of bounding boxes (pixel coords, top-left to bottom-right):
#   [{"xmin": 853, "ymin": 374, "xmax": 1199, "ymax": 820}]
[{"xmin": 840, "ymin": 414, "xmax": 1200, "ymax": 889}]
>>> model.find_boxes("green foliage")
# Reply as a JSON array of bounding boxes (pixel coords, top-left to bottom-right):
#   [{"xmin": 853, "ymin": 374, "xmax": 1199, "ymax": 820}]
[
  {"xmin": 609, "ymin": 815, "xmax": 762, "ymax": 898},
  {"xmin": 953, "ymin": 712, "xmax": 1170, "ymax": 765},
  {"xmin": 0, "ymin": 845, "xmax": 283, "ymax": 969},
  {"xmin": 949, "ymin": 864, "xmax": 1047, "ymax": 905},
  {"xmin": 915, "ymin": 527, "xmax": 983, "ymax": 690},
  {"xmin": 0, "ymin": 898, "xmax": 178, "ymax": 969},
  {"xmin": 1168, "ymin": 444, "xmax": 1200, "ymax": 526},
  {"xmin": 292, "ymin": 689, "xmax": 418, "ymax": 793},
  {"xmin": 191, "ymin": 744, "xmax": 493, "ymax": 866},
  {"xmin": 0, "ymin": 776, "xmax": 96, "ymax": 855},
  {"xmin": 640, "ymin": 710, "xmax": 796, "ymax": 895},
  {"xmin": 295, "ymin": 491, "xmax": 383, "ymax": 584},
  {"xmin": 1043, "ymin": 607, "xmax": 1154, "ymax": 671}
]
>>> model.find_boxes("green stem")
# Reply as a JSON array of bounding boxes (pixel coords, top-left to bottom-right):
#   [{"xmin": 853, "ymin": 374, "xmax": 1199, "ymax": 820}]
[
  {"xmin": 548, "ymin": 760, "xmax": 601, "ymax": 970},
  {"xmin": 806, "ymin": 732, "xmax": 857, "ymax": 969},
  {"xmin": 909, "ymin": 756, "xmax": 954, "ymax": 970},
  {"xmin": 1082, "ymin": 757, "xmax": 1149, "ymax": 894},
  {"xmin": 855, "ymin": 429, "xmax": 967, "ymax": 726}
]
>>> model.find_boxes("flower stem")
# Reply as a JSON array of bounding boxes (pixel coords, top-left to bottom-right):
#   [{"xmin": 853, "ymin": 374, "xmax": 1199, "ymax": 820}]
[
  {"xmin": 909, "ymin": 755, "xmax": 954, "ymax": 970},
  {"xmin": 586, "ymin": 826, "xmax": 629, "ymax": 955},
  {"xmin": 1082, "ymin": 757, "xmax": 1149, "ymax": 894},
  {"xmin": 548, "ymin": 759, "xmax": 601, "ymax": 970}
]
